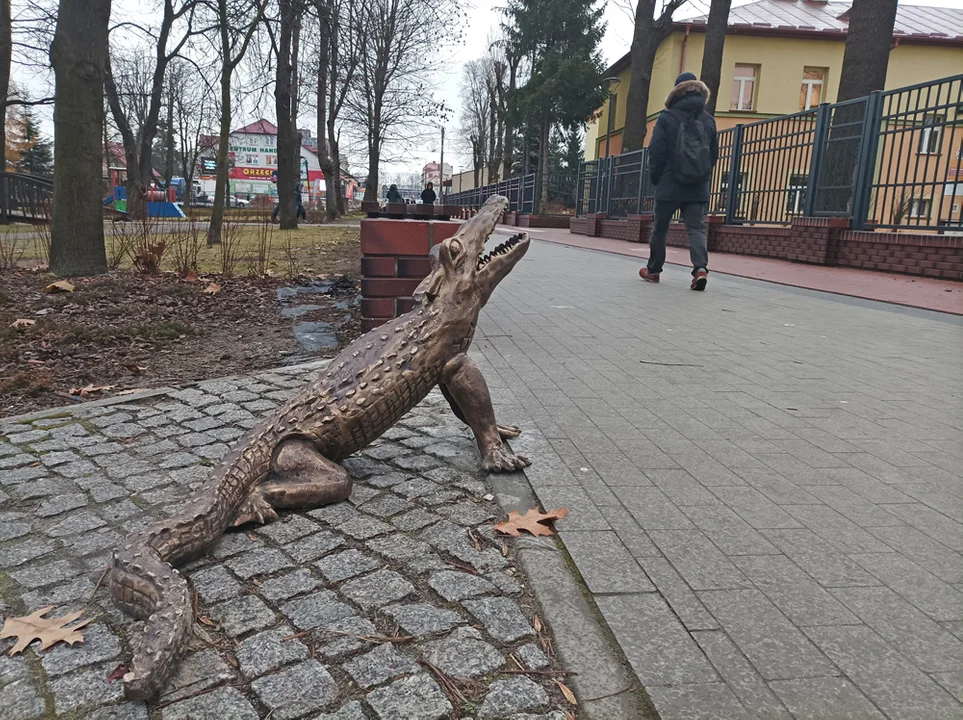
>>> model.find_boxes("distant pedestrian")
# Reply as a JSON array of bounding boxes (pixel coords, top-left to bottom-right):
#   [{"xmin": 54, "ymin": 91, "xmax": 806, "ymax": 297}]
[
  {"xmin": 273, "ymin": 180, "xmax": 308, "ymax": 223},
  {"xmin": 386, "ymin": 184, "xmax": 403, "ymax": 203},
  {"xmin": 421, "ymin": 182, "xmax": 437, "ymax": 205},
  {"xmin": 640, "ymin": 72, "xmax": 718, "ymax": 291}
]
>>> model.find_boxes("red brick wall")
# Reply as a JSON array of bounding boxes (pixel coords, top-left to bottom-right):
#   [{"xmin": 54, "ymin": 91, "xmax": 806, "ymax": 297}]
[
  {"xmin": 360, "ymin": 218, "xmax": 460, "ymax": 331},
  {"xmin": 837, "ymin": 231, "xmax": 963, "ymax": 281},
  {"xmin": 517, "ymin": 214, "xmax": 571, "ymax": 229},
  {"xmin": 570, "ymin": 214, "xmax": 603, "ymax": 236}
]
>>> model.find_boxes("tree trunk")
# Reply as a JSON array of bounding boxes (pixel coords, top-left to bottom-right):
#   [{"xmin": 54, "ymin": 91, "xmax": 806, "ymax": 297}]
[
  {"xmin": 48, "ymin": 0, "xmax": 111, "ymax": 276},
  {"xmin": 503, "ymin": 58, "xmax": 518, "ymax": 178},
  {"xmin": 164, "ymin": 86, "xmax": 175, "ymax": 185},
  {"xmin": 104, "ymin": 57, "xmax": 147, "ymax": 220},
  {"xmin": 0, "ymin": 0, "xmax": 11, "ymax": 183},
  {"xmin": 538, "ymin": 118, "xmax": 549, "ymax": 208},
  {"xmin": 330, "ymin": 126, "xmax": 345, "ymax": 214},
  {"xmin": 837, "ymin": 0, "xmax": 898, "ymax": 102},
  {"xmin": 316, "ymin": 0, "xmax": 338, "ymax": 220},
  {"xmin": 207, "ymin": 49, "xmax": 232, "ymax": 245},
  {"xmin": 622, "ymin": 27, "xmax": 660, "ymax": 152},
  {"xmin": 700, "ymin": 0, "xmax": 731, "ymax": 115},
  {"xmin": 275, "ymin": 0, "xmax": 298, "ymax": 229}
]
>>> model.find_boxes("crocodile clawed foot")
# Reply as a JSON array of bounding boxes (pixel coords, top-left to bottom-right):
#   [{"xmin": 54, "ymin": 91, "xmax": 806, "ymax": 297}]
[
  {"xmin": 482, "ymin": 445, "xmax": 531, "ymax": 473},
  {"xmin": 232, "ymin": 493, "xmax": 279, "ymax": 526},
  {"xmin": 496, "ymin": 424, "xmax": 522, "ymax": 439}
]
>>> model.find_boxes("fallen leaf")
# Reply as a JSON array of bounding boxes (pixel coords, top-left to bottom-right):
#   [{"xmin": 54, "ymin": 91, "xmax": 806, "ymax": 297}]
[
  {"xmin": 0, "ymin": 606, "xmax": 91, "ymax": 655},
  {"xmin": 44, "ymin": 280, "xmax": 75, "ymax": 293},
  {"xmin": 198, "ymin": 616, "xmax": 217, "ymax": 628},
  {"xmin": 533, "ymin": 614, "xmax": 543, "ymax": 633},
  {"xmin": 107, "ymin": 663, "xmax": 130, "ymax": 682},
  {"xmin": 11, "ymin": 318, "xmax": 36, "ymax": 329},
  {"xmin": 184, "ymin": 269, "xmax": 200, "ymax": 282},
  {"xmin": 115, "ymin": 388, "xmax": 150, "ymax": 396},
  {"xmin": 493, "ymin": 508, "xmax": 570, "ymax": 538},
  {"xmin": 202, "ymin": 282, "xmax": 222, "ymax": 295},
  {"xmin": 555, "ymin": 679, "xmax": 578, "ymax": 706},
  {"xmin": 122, "ymin": 364, "xmax": 148, "ymax": 373},
  {"xmin": 69, "ymin": 384, "xmax": 113, "ymax": 397},
  {"xmin": 27, "ymin": 359, "xmax": 46, "ymax": 365}
]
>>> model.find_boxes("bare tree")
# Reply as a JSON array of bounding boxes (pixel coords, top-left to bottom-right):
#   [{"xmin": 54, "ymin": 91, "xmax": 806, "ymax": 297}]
[
  {"xmin": 169, "ymin": 59, "xmax": 214, "ymax": 205},
  {"xmin": 459, "ymin": 58, "xmax": 492, "ymax": 188},
  {"xmin": 622, "ymin": 0, "xmax": 688, "ymax": 152},
  {"xmin": 104, "ymin": 0, "xmax": 200, "ymax": 219},
  {"xmin": 0, "ymin": 0, "xmax": 11, "ymax": 179},
  {"xmin": 48, "ymin": 0, "xmax": 110, "ymax": 275},
  {"xmin": 270, "ymin": 0, "xmax": 302, "ymax": 229},
  {"xmin": 700, "ymin": 0, "xmax": 731, "ymax": 115},
  {"xmin": 206, "ymin": 0, "xmax": 266, "ymax": 245},
  {"xmin": 346, "ymin": 0, "xmax": 462, "ymax": 201}
]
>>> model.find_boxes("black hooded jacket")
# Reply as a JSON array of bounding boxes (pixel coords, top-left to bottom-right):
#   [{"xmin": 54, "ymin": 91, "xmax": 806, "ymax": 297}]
[{"xmin": 648, "ymin": 79, "xmax": 719, "ymax": 204}]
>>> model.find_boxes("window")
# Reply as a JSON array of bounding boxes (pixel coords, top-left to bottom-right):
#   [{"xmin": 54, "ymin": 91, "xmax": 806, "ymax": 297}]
[
  {"xmin": 909, "ymin": 198, "xmax": 930, "ymax": 218},
  {"xmin": 800, "ymin": 67, "xmax": 826, "ymax": 110},
  {"xmin": 266, "ymin": 155, "xmax": 278, "ymax": 167},
  {"xmin": 786, "ymin": 174, "xmax": 808, "ymax": 214},
  {"xmin": 731, "ymin": 65, "xmax": 757, "ymax": 111},
  {"xmin": 918, "ymin": 115, "xmax": 944, "ymax": 155},
  {"xmin": 716, "ymin": 173, "xmax": 746, "ymax": 212}
]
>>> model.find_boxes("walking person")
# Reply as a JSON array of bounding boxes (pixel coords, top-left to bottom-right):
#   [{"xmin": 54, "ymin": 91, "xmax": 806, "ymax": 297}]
[
  {"xmin": 420, "ymin": 181, "xmax": 437, "ymax": 205},
  {"xmin": 639, "ymin": 72, "xmax": 718, "ymax": 291},
  {"xmin": 273, "ymin": 180, "xmax": 308, "ymax": 223},
  {"xmin": 386, "ymin": 183, "xmax": 403, "ymax": 203}
]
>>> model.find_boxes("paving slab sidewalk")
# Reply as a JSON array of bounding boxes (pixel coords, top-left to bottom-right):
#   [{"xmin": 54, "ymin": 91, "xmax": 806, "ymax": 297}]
[
  {"xmin": 0, "ymin": 361, "xmax": 580, "ymax": 720},
  {"xmin": 474, "ymin": 238, "xmax": 963, "ymax": 719}
]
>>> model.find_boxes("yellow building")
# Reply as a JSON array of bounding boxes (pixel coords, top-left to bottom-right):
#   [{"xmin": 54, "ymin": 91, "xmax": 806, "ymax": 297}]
[{"xmin": 587, "ymin": 0, "xmax": 963, "ymax": 161}]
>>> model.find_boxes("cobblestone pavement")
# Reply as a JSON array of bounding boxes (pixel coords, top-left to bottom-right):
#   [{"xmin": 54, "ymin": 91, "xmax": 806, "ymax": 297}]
[
  {"xmin": 0, "ymin": 362, "xmax": 572, "ymax": 720},
  {"xmin": 475, "ymin": 236, "xmax": 963, "ymax": 720}
]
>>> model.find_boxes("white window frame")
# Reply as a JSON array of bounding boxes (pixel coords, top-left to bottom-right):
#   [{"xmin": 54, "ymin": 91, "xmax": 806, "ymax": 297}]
[
  {"xmin": 918, "ymin": 115, "xmax": 944, "ymax": 155},
  {"xmin": 801, "ymin": 68, "xmax": 825, "ymax": 110},
  {"xmin": 732, "ymin": 66, "xmax": 757, "ymax": 112},
  {"xmin": 786, "ymin": 174, "xmax": 808, "ymax": 214},
  {"xmin": 909, "ymin": 197, "xmax": 930, "ymax": 218}
]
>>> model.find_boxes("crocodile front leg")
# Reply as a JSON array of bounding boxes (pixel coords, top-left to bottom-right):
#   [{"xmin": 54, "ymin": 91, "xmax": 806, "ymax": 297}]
[
  {"xmin": 233, "ymin": 438, "xmax": 353, "ymax": 525},
  {"xmin": 441, "ymin": 354, "xmax": 530, "ymax": 472}
]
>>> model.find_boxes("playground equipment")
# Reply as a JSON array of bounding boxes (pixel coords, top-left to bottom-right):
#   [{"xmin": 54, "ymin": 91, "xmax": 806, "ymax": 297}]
[{"xmin": 104, "ymin": 167, "xmax": 187, "ymax": 218}]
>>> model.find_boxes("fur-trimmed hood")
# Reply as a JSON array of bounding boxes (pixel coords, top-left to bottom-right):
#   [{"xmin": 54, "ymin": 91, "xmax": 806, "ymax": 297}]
[{"xmin": 665, "ymin": 80, "xmax": 710, "ymax": 109}]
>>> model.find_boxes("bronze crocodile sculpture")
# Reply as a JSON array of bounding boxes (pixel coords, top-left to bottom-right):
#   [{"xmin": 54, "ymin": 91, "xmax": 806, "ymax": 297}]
[{"xmin": 109, "ymin": 195, "xmax": 531, "ymax": 699}]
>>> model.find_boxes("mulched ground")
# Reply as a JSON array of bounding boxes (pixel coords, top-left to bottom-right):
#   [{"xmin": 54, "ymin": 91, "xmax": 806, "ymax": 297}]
[{"xmin": 0, "ymin": 269, "xmax": 361, "ymax": 417}]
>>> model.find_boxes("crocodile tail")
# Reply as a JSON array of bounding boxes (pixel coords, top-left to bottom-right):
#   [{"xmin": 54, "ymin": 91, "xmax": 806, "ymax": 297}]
[{"xmin": 110, "ymin": 537, "xmax": 193, "ymax": 700}]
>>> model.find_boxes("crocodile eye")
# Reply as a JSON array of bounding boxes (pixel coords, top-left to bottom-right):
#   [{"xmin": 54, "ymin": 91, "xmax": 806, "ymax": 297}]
[{"xmin": 449, "ymin": 239, "xmax": 462, "ymax": 258}]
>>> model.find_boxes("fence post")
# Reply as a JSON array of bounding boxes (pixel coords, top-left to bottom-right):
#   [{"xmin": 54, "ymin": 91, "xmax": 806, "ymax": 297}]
[
  {"xmin": 849, "ymin": 90, "xmax": 883, "ymax": 231},
  {"xmin": 576, "ymin": 162, "xmax": 584, "ymax": 215},
  {"xmin": 725, "ymin": 124, "xmax": 745, "ymax": 225},
  {"xmin": 804, "ymin": 103, "xmax": 832, "ymax": 218},
  {"xmin": 0, "ymin": 175, "xmax": 8, "ymax": 224},
  {"xmin": 604, "ymin": 156, "xmax": 614, "ymax": 217},
  {"xmin": 637, "ymin": 150, "xmax": 646, "ymax": 215}
]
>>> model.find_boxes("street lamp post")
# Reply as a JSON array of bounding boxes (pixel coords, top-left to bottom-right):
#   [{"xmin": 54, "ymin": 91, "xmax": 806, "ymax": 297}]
[{"xmin": 603, "ymin": 76, "xmax": 621, "ymax": 159}]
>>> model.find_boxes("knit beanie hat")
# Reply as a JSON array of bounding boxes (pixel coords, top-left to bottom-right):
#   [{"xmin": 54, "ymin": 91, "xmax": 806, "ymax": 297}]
[{"xmin": 675, "ymin": 72, "xmax": 697, "ymax": 85}]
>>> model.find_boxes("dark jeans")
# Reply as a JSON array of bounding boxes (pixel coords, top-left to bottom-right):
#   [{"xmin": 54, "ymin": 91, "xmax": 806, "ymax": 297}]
[
  {"xmin": 273, "ymin": 201, "xmax": 307, "ymax": 221},
  {"xmin": 647, "ymin": 201, "xmax": 709, "ymax": 275}
]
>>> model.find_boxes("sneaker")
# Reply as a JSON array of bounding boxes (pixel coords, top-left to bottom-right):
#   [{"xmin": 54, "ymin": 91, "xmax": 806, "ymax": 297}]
[
  {"xmin": 639, "ymin": 268, "xmax": 660, "ymax": 283},
  {"xmin": 691, "ymin": 269, "xmax": 708, "ymax": 291}
]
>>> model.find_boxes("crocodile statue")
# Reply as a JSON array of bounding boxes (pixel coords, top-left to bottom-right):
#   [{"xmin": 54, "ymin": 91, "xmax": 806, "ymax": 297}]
[{"xmin": 109, "ymin": 194, "xmax": 531, "ymax": 699}]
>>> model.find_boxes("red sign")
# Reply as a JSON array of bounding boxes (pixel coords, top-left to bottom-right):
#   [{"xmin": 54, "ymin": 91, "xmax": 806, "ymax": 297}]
[{"xmin": 229, "ymin": 166, "xmax": 276, "ymax": 179}]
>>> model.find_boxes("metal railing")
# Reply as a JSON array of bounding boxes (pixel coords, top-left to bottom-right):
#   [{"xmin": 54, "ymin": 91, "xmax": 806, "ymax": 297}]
[
  {"xmin": 445, "ymin": 173, "xmax": 536, "ymax": 214},
  {"xmin": 580, "ymin": 73, "xmax": 963, "ymax": 233},
  {"xmin": 1, "ymin": 172, "xmax": 53, "ymax": 223}
]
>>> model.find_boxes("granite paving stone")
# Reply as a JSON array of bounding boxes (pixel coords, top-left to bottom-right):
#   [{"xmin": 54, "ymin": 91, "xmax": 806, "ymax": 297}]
[
  {"xmin": 251, "ymin": 660, "xmax": 338, "ymax": 719},
  {"xmin": 344, "ymin": 642, "xmax": 419, "ymax": 688},
  {"xmin": 365, "ymin": 674, "xmax": 452, "ymax": 720},
  {"xmin": 316, "ymin": 549, "xmax": 381, "ymax": 583},
  {"xmin": 159, "ymin": 649, "xmax": 235, "ymax": 703},
  {"xmin": 209, "ymin": 594, "xmax": 277, "ymax": 636},
  {"xmin": 281, "ymin": 590, "xmax": 356, "ymax": 630},
  {"xmin": 462, "ymin": 597, "xmax": 534, "ymax": 643},
  {"xmin": 159, "ymin": 687, "xmax": 259, "ymax": 720},
  {"xmin": 479, "ymin": 677, "xmax": 549, "ymax": 719},
  {"xmin": 423, "ymin": 626, "xmax": 504, "ymax": 678},
  {"xmin": 427, "ymin": 570, "xmax": 497, "ymax": 601},
  {"xmin": 341, "ymin": 569, "xmax": 415, "ymax": 609},
  {"xmin": 382, "ymin": 603, "xmax": 464, "ymax": 636}
]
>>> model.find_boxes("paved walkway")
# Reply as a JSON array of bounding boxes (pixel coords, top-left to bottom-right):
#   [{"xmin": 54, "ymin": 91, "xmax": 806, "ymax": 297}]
[
  {"xmin": 476, "ymin": 235, "xmax": 963, "ymax": 719},
  {"xmin": 0, "ymin": 364, "xmax": 572, "ymax": 719},
  {"xmin": 516, "ymin": 226, "xmax": 963, "ymax": 316}
]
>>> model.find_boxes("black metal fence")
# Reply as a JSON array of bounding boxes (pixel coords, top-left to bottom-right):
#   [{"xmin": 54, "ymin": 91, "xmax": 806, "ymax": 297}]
[
  {"xmin": 445, "ymin": 174, "xmax": 536, "ymax": 214},
  {"xmin": 580, "ymin": 73, "xmax": 963, "ymax": 232},
  {"xmin": 1, "ymin": 172, "xmax": 53, "ymax": 223}
]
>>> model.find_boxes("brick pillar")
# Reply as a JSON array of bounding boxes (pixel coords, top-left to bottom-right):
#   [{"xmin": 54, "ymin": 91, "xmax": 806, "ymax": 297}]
[
  {"xmin": 706, "ymin": 215, "xmax": 724, "ymax": 252},
  {"xmin": 788, "ymin": 217, "xmax": 850, "ymax": 265},
  {"xmin": 627, "ymin": 214, "xmax": 653, "ymax": 243},
  {"xmin": 360, "ymin": 218, "xmax": 460, "ymax": 332}
]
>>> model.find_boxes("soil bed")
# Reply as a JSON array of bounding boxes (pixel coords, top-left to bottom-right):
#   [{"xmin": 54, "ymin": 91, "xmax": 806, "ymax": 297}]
[{"xmin": 0, "ymin": 269, "xmax": 361, "ymax": 417}]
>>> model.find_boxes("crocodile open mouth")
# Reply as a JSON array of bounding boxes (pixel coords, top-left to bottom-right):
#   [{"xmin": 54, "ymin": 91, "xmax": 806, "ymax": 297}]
[{"xmin": 476, "ymin": 233, "xmax": 526, "ymax": 270}]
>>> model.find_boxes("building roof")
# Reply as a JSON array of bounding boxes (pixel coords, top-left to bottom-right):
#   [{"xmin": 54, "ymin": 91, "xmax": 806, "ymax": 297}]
[
  {"xmin": 606, "ymin": 0, "xmax": 963, "ymax": 75},
  {"xmin": 679, "ymin": 0, "xmax": 963, "ymax": 42},
  {"xmin": 234, "ymin": 119, "xmax": 279, "ymax": 135}
]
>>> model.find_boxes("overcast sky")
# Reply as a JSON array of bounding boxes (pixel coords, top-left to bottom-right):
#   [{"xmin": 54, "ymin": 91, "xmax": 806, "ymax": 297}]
[{"xmin": 11, "ymin": 0, "xmax": 963, "ymax": 178}]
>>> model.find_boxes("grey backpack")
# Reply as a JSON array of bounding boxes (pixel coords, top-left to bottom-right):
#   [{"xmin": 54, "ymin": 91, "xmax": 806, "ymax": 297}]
[{"xmin": 672, "ymin": 113, "xmax": 713, "ymax": 184}]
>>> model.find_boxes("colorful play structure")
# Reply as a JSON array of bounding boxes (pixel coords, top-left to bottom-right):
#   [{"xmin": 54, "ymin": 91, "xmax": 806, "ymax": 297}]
[{"xmin": 104, "ymin": 167, "xmax": 186, "ymax": 218}]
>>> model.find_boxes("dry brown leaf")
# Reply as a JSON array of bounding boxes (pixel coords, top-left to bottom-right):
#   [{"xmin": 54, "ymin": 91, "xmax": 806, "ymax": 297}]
[
  {"xmin": 198, "ymin": 616, "xmax": 217, "ymax": 628},
  {"xmin": 556, "ymin": 680, "xmax": 578, "ymax": 706},
  {"xmin": 115, "ymin": 388, "xmax": 150, "ymax": 396},
  {"xmin": 184, "ymin": 269, "xmax": 200, "ymax": 282},
  {"xmin": 44, "ymin": 280, "xmax": 75, "ymax": 293},
  {"xmin": 122, "ymin": 364, "xmax": 148, "ymax": 373},
  {"xmin": 533, "ymin": 614, "xmax": 543, "ymax": 633},
  {"xmin": 493, "ymin": 508, "xmax": 570, "ymax": 538},
  {"xmin": 69, "ymin": 384, "xmax": 113, "ymax": 397},
  {"xmin": 0, "ymin": 606, "xmax": 91, "ymax": 655},
  {"xmin": 202, "ymin": 282, "xmax": 222, "ymax": 295},
  {"xmin": 11, "ymin": 318, "xmax": 36, "ymax": 329}
]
